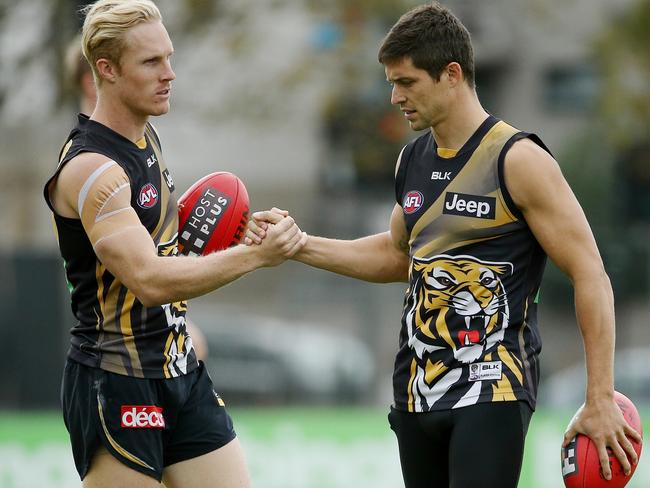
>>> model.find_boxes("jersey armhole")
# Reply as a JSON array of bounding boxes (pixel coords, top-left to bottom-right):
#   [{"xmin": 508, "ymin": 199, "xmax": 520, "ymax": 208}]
[
  {"xmin": 394, "ymin": 144, "xmax": 412, "ymax": 205},
  {"xmin": 497, "ymin": 132, "xmax": 552, "ymax": 221}
]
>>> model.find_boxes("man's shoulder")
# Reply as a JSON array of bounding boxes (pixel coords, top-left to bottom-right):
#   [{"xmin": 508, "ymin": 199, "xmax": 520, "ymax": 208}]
[
  {"xmin": 504, "ymin": 136, "xmax": 560, "ymax": 189},
  {"xmin": 59, "ymin": 153, "xmax": 128, "ymax": 193},
  {"xmin": 508, "ymin": 136, "xmax": 552, "ymax": 161}
]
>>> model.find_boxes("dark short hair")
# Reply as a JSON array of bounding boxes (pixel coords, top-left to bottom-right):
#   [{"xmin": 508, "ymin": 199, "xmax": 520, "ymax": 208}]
[{"xmin": 378, "ymin": 2, "xmax": 475, "ymax": 88}]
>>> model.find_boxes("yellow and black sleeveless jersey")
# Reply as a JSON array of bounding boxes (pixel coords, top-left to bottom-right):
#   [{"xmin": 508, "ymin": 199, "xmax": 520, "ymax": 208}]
[
  {"xmin": 393, "ymin": 115, "xmax": 549, "ymax": 412},
  {"xmin": 44, "ymin": 114, "xmax": 198, "ymax": 379}
]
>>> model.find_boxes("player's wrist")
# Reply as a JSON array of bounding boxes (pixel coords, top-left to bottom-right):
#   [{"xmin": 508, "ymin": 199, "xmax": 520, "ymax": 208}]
[
  {"xmin": 585, "ymin": 386, "xmax": 615, "ymax": 404},
  {"xmin": 238, "ymin": 240, "xmax": 275, "ymax": 269}
]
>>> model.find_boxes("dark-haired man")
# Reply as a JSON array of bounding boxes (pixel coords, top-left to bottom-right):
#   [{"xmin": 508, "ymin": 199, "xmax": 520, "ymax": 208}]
[{"xmin": 247, "ymin": 2, "xmax": 641, "ymax": 487}]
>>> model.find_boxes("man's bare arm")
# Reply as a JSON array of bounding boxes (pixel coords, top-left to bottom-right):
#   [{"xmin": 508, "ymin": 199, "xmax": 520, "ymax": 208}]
[
  {"xmin": 249, "ymin": 204, "xmax": 409, "ymax": 283},
  {"xmin": 50, "ymin": 153, "xmax": 306, "ymax": 307},
  {"xmin": 504, "ymin": 138, "xmax": 641, "ymax": 479}
]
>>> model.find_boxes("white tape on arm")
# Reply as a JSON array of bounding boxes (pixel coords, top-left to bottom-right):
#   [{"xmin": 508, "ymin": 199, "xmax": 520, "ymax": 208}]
[{"xmin": 78, "ymin": 160, "xmax": 118, "ymax": 215}]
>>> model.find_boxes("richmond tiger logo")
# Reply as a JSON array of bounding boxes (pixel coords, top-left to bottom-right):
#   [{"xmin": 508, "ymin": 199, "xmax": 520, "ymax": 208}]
[
  {"xmin": 403, "ymin": 254, "xmax": 518, "ymax": 410},
  {"xmin": 406, "ymin": 254, "xmax": 512, "ymax": 362}
]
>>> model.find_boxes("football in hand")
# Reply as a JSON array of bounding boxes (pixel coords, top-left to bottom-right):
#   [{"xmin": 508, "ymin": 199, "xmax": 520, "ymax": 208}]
[
  {"xmin": 561, "ymin": 391, "xmax": 643, "ymax": 488},
  {"xmin": 177, "ymin": 171, "xmax": 249, "ymax": 256}
]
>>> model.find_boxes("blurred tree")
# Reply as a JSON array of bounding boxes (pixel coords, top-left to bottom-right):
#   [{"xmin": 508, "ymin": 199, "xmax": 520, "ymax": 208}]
[
  {"xmin": 595, "ymin": 0, "xmax": 650, "ymax": 148},
  {"xmin": 182, "ymin": 0, "xmax": 218, "ymax": 30},
  {"xmin": 587, "ymin": 0, "xmax": 650, "ymax": 300},
  {"xmin": 534, "ymin": 0, "xmax": 650, "ymax": 306},
  {"xmin": 312, "ymin": 1, "xmax": 416, "ymax": 193}
]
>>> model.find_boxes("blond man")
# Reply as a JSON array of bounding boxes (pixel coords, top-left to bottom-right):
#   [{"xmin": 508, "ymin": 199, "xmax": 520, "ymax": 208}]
[{"xmin": 45, "ymin": 1, "xmax": 306, "ymax": 486}]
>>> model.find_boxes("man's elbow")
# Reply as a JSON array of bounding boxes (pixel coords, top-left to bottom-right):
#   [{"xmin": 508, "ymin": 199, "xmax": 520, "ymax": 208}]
[
  {"xmin": 373, "ymin": 257, "xmax": 409, "ymax": 283},
  {"xmin": 129, "ymin": 283, "xmax": 164, "ymax": 308},
  {"xmin": 126, "ymin": 270, "xmax": 168, "ymax": 307},
  {"xmin": 136, "ymin": 289, "xmax": 166, "ymax": 308}
]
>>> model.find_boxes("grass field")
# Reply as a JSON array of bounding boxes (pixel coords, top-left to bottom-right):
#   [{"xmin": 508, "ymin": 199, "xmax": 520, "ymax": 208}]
[{"xmin": 1, "ymin": 407, "xmax": 648, "ymax": 487}]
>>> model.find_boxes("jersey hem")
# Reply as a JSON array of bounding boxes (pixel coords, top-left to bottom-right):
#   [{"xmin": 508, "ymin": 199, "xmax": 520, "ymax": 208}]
[
  {"xmin": 67, "ymin": 351, "xmax": 199, "ymax": 379},
  {"xmin": 391, "ymin": 390, "xmax": 537, "ymax": 413}
]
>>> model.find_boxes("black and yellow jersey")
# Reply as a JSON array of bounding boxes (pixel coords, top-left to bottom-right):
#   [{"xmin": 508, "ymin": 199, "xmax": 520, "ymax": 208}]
[
  {"xmin": 44, "ymin": 114, "xmax": 198, "ymax": 379},
  {"xmin": 393, "ymin": 115, "xmax": 548, "ymax": 412}
]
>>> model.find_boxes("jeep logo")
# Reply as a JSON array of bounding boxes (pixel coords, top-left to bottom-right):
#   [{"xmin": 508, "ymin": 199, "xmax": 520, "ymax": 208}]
[{"xmin": 443, "ymin": 192, "xmax": 495, "ymax": 219}]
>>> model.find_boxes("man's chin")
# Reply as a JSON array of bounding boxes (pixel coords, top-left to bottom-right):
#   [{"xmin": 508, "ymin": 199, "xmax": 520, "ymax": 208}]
[
  {"xmin": 409, "ymin": 120, "xmax": 428, "ymax": 131},
  {"xmin": 149, "ymin": 104, "xmax": 170, "ymax": 117}
]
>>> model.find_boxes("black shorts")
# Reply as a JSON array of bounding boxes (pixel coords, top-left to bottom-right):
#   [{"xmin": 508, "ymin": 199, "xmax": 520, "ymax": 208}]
[
  {"xmin": 61, "ymin": 358, "xmax": 236, "ymax": 481},
  {"xmin": 388, "ymin": 401, "xmax": 533, "ymax": 488}
]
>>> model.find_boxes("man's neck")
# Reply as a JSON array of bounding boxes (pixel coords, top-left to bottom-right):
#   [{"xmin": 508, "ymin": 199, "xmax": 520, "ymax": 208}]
[
  {"xmin": 430, "ymin": 91, "xmax": 489, "ymax": 150},
  {"xmin": 91, "ymin": 97, "xmax": 148, "ymax": 143}
]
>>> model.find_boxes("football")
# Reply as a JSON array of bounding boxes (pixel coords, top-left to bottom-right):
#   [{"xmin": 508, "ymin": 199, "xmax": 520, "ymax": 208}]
[
  {"xmin": 177, "ymin": 171, "xmax": 249, "ymax": 256},
  {"xmin": 561, "ymin": 391, "xmax": 643, "ymax": 488}
]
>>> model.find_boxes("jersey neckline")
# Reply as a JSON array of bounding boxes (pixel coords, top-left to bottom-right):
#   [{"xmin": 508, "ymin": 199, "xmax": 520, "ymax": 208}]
[
  {"xmin": 430, "ymin": 114, "xmax": 499, "ymax": 162},
  {"xmin": 78, "ymin": 113, "xmax": 149, "ymax": 152}
]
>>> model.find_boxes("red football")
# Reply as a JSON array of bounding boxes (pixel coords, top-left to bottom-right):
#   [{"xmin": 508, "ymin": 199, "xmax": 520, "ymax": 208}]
[
  {"xmin": 177, "ymin": 171, "xmax": 249, "ymax": 256},
  {"xmin": 561, "ymin": 391, "xmax": 643, "ymax": 488}
]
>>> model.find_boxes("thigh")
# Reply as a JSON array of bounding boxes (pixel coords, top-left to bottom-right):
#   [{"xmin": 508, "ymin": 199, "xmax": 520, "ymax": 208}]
[
  {"xmin": 449, "ymin": 401, "xmax": 533, "ymax": 488},
  {"xmin": 62, "ymin": 360, "xmax": 165, "ymax": 482},
  {"xmin": 162, "ymin": 438, "xmax": 250, "ymax": 488},
  {"xmin": 163, "ymin": 362, "xmax": 238, "ymax": 467},
  {"xmin": 83, "ymin": 446, "xmax": 161, "ymax": 488},
  {"xmin": 388, "ymin": 407, "xmax": 452, "ymax": 488}
]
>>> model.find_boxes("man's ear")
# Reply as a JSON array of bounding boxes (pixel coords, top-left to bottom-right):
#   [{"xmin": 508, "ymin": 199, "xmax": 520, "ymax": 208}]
[
  {"xmin": 95, "ymin": 58, "xmax": 119, "ymax": 84},
  {"xmin": 444, "ymin": 62, "xmax": 463, "ymax": 87}
]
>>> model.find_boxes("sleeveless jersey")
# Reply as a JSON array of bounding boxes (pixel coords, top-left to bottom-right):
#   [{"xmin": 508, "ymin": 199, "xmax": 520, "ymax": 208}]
[
  {"xmin": 393, "ymin": 115, "xmax": 548, "ymax": 412},
  {"xmin": 44, "ymin": 114, "xmax": 198, "ymax": 379}
]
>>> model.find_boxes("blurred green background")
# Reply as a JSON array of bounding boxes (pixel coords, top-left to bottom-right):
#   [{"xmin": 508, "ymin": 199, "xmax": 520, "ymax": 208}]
[{"xmin": 1, "ymin": 408, "xmax": 648, "ymax": 487}]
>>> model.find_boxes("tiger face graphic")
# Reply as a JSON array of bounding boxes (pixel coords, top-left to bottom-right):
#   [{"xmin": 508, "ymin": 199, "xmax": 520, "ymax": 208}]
[{"xmin": 405, "ymin": 255, "xmax": 512, "ymax": 365}]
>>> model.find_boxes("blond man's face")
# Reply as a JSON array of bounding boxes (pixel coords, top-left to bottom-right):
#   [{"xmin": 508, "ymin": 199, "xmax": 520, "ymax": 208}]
[{"xmin": 112, "ymin": 20, "xmax": 175, "ymax": 117}]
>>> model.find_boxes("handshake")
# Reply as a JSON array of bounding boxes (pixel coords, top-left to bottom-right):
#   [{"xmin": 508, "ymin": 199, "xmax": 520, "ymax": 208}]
[{"xmin": 244, "ymin": 207, "xmax": 308, "ymax": 266}]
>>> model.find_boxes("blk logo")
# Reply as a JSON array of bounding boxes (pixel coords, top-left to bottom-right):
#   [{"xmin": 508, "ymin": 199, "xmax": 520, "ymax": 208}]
[
  {"xmin": 443, "ymin": 192, "xmax": 495, "ymax": 219},
  {"xmin": 138, "ymin": 183, "xmax": 159, "ymax": 208},
  {"xmin": 431, "ymin": 171, "xmax": 452, "ymax": 180},
  {"xmin": 403, "ymin": 190, "xmax": 424, "ymax": 214}
]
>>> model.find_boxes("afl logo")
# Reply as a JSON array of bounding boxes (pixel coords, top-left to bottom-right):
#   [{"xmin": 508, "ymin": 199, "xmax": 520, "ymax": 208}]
[
  {"xmin": 138, "ymin": 183, "xmax": 159, "ymax": 208},
  {"xmin": 403, "ymin": 190, "xmax": 424, "ymax": 214}
]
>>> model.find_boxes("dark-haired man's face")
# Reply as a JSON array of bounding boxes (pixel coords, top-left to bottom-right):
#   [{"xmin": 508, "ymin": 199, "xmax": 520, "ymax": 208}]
[{"xmin": 385, "ymin": 57, "xmax": 446, "ymax": 131}]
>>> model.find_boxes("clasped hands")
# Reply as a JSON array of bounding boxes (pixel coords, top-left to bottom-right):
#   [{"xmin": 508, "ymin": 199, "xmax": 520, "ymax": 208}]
[{"xmin": 245, "ymin": 207, "xmax": 307, "ymax": 264}]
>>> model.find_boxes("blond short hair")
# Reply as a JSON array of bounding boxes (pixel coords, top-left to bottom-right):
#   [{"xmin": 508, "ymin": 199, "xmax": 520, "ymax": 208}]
[{"xmin": 81, "ymin": 0, "xmax": 162, "ymax": 85}]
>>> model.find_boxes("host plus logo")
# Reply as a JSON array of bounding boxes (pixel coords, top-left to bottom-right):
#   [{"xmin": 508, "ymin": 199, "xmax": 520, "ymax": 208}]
[{"xmin": 121, "ymin": 405, "xmax": 165, "ymax": 428}]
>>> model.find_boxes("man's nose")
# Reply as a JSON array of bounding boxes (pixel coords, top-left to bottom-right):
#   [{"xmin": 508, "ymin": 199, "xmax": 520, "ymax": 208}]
[{"xmin": 391, "ymin": 86, "xmax": 405, "ymax": 105}]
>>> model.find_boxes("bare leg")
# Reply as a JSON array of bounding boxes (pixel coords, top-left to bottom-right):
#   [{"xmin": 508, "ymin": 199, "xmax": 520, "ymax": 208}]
[
  {"xmin": 162, "ymin": 438, "xmax": 250, "ymax": 488},
  {"xmin": 83, "ymin": 446, "xmax": 161, "ymax": 488}
]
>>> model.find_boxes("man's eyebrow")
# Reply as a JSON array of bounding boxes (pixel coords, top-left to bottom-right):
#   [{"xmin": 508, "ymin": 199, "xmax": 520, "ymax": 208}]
[
  {"xmin": 142, "ymin": 49, "xmax": 174, "ymax": 60},
  {"xmin": 388, "ymin": 76, "xmax": 412, "ymax": 83}
]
